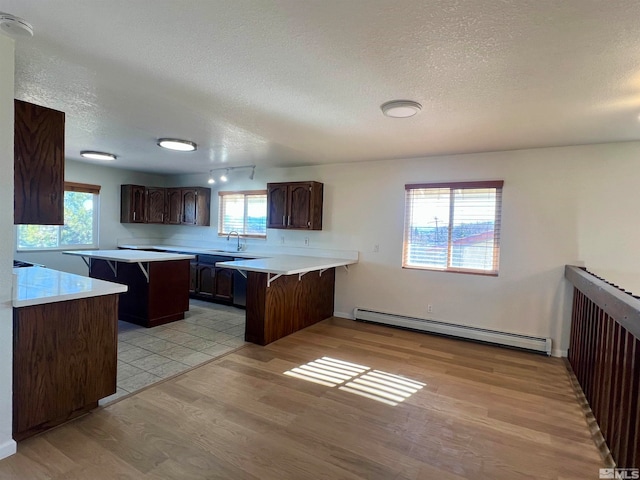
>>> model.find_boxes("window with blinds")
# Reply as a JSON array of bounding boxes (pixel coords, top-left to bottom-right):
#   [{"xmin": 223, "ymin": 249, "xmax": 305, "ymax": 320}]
[
  {"xmin": 17, "ymin": 182, "xmax": 101, "ymax": 251},
  {"xmin": 218, "ymin": 190, "xmax": 267, "ymax": 238},
  {"xmin": 402, "ymin": 181, "xmax": 503, "ymax": 275}
]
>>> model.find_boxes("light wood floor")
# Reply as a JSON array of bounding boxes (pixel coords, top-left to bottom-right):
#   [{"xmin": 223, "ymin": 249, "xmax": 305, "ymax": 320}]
[{"xmin": 0, "ymin": 318, "xmax": 603, "ymax": 479}]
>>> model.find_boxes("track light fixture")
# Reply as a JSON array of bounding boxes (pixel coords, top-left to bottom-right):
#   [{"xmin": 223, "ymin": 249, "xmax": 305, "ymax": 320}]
[{"xmin": 205, "ymin": 165, "xmax": 256, "ymax": 184}]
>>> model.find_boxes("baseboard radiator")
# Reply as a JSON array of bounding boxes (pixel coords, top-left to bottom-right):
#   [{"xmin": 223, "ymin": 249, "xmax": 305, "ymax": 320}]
[{"xmin": 353, "ymin": 308, "xmax": 552, "ymax": 355}]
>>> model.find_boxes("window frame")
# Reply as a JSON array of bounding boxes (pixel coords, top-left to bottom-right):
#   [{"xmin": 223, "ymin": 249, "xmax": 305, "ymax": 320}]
[
  {"xmin": 16, "ymin": 181, "xmax": 101, "ymax": 252},
  {"xmin": 402, "ymin": 180, "xmax": 503, "ymax": 276},
  {"xmin": 217, "ymin": 190, "xmax": 267, "ymax": 239}
]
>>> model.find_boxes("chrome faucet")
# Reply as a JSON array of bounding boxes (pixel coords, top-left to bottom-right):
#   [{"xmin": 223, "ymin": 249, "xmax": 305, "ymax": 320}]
[{"xmin": 227, "ymin": 231, "xmax": 242, "ymax": 251}]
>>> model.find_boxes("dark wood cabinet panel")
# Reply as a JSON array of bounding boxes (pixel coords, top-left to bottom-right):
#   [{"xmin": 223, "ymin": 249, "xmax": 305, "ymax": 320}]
[
  {"xmin": 165, "ymin": 188, "xmax": 183, "ymax": 224},
  {"xmin": 267, "ymin": 183, "xmax": 288, "ymax": 228},
  {"xmin": 195, "ymin": 187, "xmax": 211, "ymax": 226},
  {"xmin": 266, "ymin": 181, "xmax": 323, "ymax": 230},
  {"xmin": 245, "ymin": 268, "xmax": 335, "ymax": 345},
  {"xmin": 120, "ymin": 185, "xmax": 146, "ymax": 223},
  {"xmin": 146, "ymin": 187, "xmax": 166, "ymax": 224},
  {"xmin": 14, "ymin": 99, "xmax": 65, "ymax": 225},
  {"xmin": 182, "ymin": 189, "xmax": 197, "ymax": 224},
  {"xmin": 196, "ymin": 264, "xmax": 216, "ymax": 298},
  {"xmin": 13, "ymin": 295, "xmax": 118, "ymax": 441},
  {"xmin": 214, "ymin": 267, "xmax": 234, "ymax": 301}
]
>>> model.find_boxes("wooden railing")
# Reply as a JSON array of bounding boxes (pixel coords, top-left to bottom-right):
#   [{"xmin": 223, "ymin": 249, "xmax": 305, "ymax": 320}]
[{"xmin": 565, "ymin": 265, "xmax": 640, "ymax": 468}]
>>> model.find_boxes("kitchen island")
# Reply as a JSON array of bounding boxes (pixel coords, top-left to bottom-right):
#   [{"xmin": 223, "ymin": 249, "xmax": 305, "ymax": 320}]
[
  {"xmin": 216, "ymin": 255, "xmax": 357, "ymax": 345},
  {"xmin": 64, "ymin": 249, "xmax": 195, "ymax": 327},
  {"xmin": 12, "ymin": 266, "xmax": 127, "ymax": 441}
]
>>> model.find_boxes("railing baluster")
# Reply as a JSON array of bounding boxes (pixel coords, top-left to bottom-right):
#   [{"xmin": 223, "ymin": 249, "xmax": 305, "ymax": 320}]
[{"xmin": 565, "ymin": 265, "xmax": 640, "ymax": 468}]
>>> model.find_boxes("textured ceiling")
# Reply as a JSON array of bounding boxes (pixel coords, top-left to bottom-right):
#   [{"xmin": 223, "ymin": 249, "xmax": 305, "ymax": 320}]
[{"xmin": 4, "ymin": 0, "xmax": 640, "ymax": 174}]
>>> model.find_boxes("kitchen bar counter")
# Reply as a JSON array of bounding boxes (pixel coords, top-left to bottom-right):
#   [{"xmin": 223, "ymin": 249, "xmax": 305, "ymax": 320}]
[
  {"xmin": 13, "ymin": 266, "xmax": 127, "ymax": 307},
  {"xmin": 64, "ymin": 250, "xmax": 194, "ymax": 327}
]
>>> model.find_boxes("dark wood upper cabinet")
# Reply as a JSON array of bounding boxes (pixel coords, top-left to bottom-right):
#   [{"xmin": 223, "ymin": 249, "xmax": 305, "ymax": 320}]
[
  {"xmin": 14, "ymin": 99, "xmax": 65, "ymax": 225},
  {"xmin": 266, "ymin": 181, "xmax": 323, "ymax": 230},
  {"xmin": 121, "ymin": 185, "xmax": 210, "ymax": 226},
  {"xmin": 120, "ymin": 185, "xmax": 146, "ymax": 223},
  {"xmin": 145, "ymin": 187, "xmax": 166, "ymax": 224}
]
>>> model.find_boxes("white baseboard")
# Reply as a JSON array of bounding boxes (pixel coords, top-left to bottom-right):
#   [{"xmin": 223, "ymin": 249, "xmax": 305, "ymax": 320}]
[
  {"xmin": 0, "ymin": 438, "xmax": 16, "ymax": 460},
  {"xmin": 552, "ymin": 349, "xmax": 568, "ymax": 358},
  {"xmin": 333, "ymin": 311, "xmax": 354, "ymax": 320}
]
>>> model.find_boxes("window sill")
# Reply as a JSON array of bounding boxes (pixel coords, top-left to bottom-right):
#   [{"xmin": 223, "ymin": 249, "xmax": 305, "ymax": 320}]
[
  {"xmin": 16, "ymin": 244, "xmax": 98, "ymax": 253},
  {"xmin": 402, "ymin": 265, "xmax": 499, "ymax": 277}
]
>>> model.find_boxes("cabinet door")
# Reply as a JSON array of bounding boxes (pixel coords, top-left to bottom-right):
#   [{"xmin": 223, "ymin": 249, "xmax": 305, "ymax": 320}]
[
  {"xmin": 146, "ymin": 188, "xmax": 166, "ymax": 224},
  {"xmin": 182, "ymin": 189, "xmax": 197, "ymax": 225},
  {"xmin": 120, "ymin": 185, "xmax": 146, "ymax": 223},
  {"xmin": 165, "ymin": 188, "xmax": 183, "ymax": 224},
  {"xmin": 288, "ymin": 183, "xmax": 312, "ymax": 229},
  {"xmin": 267, "ymin": 183, "xmax": 288, "ymax": 228},
  {"xmin": 14, "ymin": 100, "xmax": 65, "ymax": 225},
  {"xmin": 214, "ymin": 268, "xmax": 234, "ymax": 302},
  {"xmin": 196, "ymin": 265, "xmax": 215, "ymax": 298},
  {"xmin": 194, "ymin": 188, "xmax": 211, "ymax": 226}
]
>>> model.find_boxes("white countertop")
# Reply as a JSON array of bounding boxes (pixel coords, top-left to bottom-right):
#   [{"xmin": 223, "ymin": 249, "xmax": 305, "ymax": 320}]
[
  {"xmin": 13, "ymin": 266, "xmax": 128, "ymax": 308},
  {"xmin": 215, "ymin": 255, "xmax": 357, "ymax": 275},
  {"xmin": 63, "ymin": 249, "xmax": 195, "ymax": 262},
  {"xmin": 118, "ymin": 244, "xmax": 264, "ymax": 258}
]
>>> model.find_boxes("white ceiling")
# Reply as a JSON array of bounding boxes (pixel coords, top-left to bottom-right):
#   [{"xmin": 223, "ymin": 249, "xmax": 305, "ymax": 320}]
[{"xmin": 4, "ymin": 1, "xmax": 640, "ymax": 174}]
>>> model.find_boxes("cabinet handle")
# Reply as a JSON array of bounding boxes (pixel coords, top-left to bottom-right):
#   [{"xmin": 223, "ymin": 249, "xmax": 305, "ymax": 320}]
[
  {"xmin": 288, "ymin": 215, "xmax": 291, "ymax": 226},
  {"xmin": 282, "ymin": 215, "xmax": 286, "ymax": 226},
  {"xmin": 133, "ymin": 212, "xmax": 136, "ymax": 221}
]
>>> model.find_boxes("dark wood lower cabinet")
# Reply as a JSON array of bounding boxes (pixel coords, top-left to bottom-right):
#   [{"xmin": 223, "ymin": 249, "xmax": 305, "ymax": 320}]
[
  {"xmin": 189, "ymin": 255, "xmax": 236, "ymax": 305},
  {"xmin": 245, "ymin": 268, "xmax": 335, "ymax": 345},
  {"xmin": 13, "ymin": 295, "xmax": 118, "ymax": 441},
  {"xmin": 90, "ymin": 259, "xmax": 190, "ymax": 327}
]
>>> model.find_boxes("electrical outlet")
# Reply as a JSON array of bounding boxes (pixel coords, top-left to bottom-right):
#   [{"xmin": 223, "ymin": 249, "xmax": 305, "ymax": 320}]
[
  {"xmin": 373, "ymin": 244, "xmax": 379, "ymax": 253},
  {"xmin": 304, "ymin": 237, "xmax": 309, "ymax": 246},
  {"xmin": 427, "ymin": 304, "xmax": 433, "ymax": 313},
  {"xmin": 280, "ymin": 236, "xmax": 285, "ymax": 244}
]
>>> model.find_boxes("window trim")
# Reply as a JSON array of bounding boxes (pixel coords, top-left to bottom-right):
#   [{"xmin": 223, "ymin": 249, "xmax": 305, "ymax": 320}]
[
  {"xmin": 15, "ymin": 182, "xmax": 101, "ymax": 252},
  {"xmin": 402, "ymin": 180, "xmax": 503, "ymax": 276},
  {"xmin": 218, "ymin": 190, "xmax": 267, "ymax": 239}
]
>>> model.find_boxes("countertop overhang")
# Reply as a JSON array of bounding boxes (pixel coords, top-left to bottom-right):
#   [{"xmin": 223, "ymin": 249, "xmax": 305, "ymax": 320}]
[
  {"xmin": 13, "ymin": 266, "xmax": 128, "ymax": 308},
  {"xmin": 63, "ymin": 249, "xmax": 195, "ymax": 262},
  {"xmin": 215, "ymin": 255, "xmax": 356, "ymax": 275}
]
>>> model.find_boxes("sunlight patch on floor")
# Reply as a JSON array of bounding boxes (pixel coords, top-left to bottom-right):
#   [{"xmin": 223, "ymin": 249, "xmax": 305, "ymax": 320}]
[{"xmin": 284, "ymin": 356, "xmax": 425, "ymax": 406}]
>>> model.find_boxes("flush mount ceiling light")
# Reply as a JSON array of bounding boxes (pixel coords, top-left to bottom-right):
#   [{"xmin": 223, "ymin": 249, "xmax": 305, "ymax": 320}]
[
  {"xmin": 157, "ymin": 138, "xmax": 197, "ymax": 152},
  {"xmin": 0, "ymin": 13, "xmax": 34, "ymax": 38},
  {"xmin": 80, "ymin": 150, "xmax": 117, "ymax": 161},
  {"xmin": 380, "ymin": 100, "xmax": 422, "ymax": 118}
]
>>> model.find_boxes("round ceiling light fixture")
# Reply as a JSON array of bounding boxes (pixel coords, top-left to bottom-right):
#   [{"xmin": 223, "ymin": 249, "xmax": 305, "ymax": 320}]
[
  {"xmin": 157, "ymin": 138, "xmax": 197, "ymax": 152},
  {"xmin": 80, "ymin": 150, "xmax": 117, "ymax": 161},
  {"xmin": 380, "ymin": 100, "xmax": 422, "ymax": 118},
  {"xmin": 0, "ymin": 13, "xmax": 34, "ymax": 38}
]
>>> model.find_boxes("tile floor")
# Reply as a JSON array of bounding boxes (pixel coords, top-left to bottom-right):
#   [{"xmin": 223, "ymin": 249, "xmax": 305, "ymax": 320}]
[{"xmin": 100, "ymin": 299, "xmax": 247, "ymax": 404}]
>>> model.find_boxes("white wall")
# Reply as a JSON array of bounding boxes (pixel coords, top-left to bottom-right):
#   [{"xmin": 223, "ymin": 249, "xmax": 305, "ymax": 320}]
[
  {"xmin": 17, "ymin": 160, "xmax": 167, "ymax": 275},
  {"xmin": 0, "ymin": 34, "xmax": 16, "ymax": 460},
  {"xmin": 164, "ymin": 142, "xmax": 640, "ymax": 356}
]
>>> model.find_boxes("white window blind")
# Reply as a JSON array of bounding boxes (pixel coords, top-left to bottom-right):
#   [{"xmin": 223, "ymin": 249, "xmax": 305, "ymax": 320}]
[
  {"xmin": 403, "ymin": 181, "xmax": 503, "ymax": 275},
  {"xmin": 218, "ymin": 190, "xmax": 267, "ymax": 237}
]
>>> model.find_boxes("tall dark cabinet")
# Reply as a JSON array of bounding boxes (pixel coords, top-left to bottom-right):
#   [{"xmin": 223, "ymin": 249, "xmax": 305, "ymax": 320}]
[{"xmin": 14, "ymin": 99, "xmax": 65, "ymax": 225}]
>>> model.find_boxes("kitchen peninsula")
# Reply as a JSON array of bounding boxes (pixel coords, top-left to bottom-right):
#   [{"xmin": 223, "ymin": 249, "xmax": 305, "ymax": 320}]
[
  {"xmin": 12, "ymin": 266, "xmax": 127, "ymax": 441},
  {"xmin": 216, "ymin": 255, "xmax": 357, "ymax": 345},
  {"xmin": 64, "ymin": 250, "xmax": 195, "ymax": 327}
]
